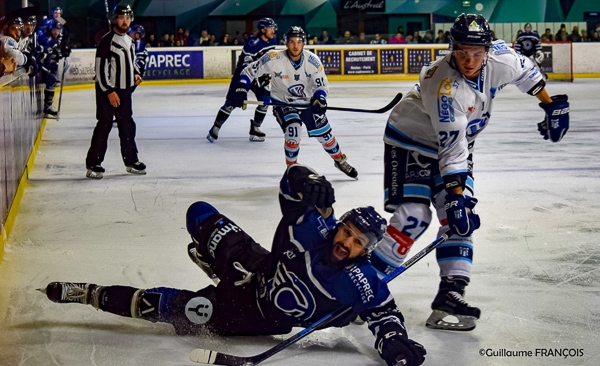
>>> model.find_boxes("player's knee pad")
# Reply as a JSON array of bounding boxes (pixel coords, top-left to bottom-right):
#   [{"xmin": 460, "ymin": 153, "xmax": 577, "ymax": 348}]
[
  {"xmin": 220, "ymin": 103, "xmax": 235, "ymax": 114},
  {"xmin": 186, "ymin": 201, "xmax": 219, "ymax": 239},
  {"xmin": 370, "ymin": 203, "xmax": 432, "ymax": 275}
]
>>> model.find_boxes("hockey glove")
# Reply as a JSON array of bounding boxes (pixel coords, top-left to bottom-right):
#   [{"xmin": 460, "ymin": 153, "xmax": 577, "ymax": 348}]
[
  {"xmin": 310, "ymin": 92, "xmax": 327, "ymax": 115},
  {"xmin": 23, "ymin": 52, "xmax": 38, "ymax": 76},
  {"xmin": 538, "ymin": 94, "xmax": 569, "ymax": 142},
  {"xmin": 444, "ymin": 193, "xmax": 480, "ymax": 237},
  {"xmin": 301, "ymin": 174, "xmax": 335, "ymax": 208},
  {"xmin": 230, "ymin": 83, "xmax": 249, "ymax": 108},
  {"xmin": 376, "ymin": 329, "xmax": 426, "ymax": 366}
]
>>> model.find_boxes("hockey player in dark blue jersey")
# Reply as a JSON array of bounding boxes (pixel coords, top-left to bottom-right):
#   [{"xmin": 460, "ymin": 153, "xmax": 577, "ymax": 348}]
[
  {"xmin": 38, "ymin": 20, "xmax": 67, "ymax": 117},
  {"xmin": 207, "ymin": 17, "xmax": 279, "ymax": 143},
  {"xmin": 41, "ymin": 164, "xmax": 426, "ymax": 366},
  {"xmin": 514, "ymin": 23, "xmax": 546, "ymax": 79},
  {"xmin": 128, "ymin": 24, "xmax": 148, "ymax": 92}
]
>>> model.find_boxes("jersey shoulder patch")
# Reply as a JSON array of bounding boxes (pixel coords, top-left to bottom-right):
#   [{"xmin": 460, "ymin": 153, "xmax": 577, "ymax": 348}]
[{"xmin": 307, "ymin": 54, "xmax": 321, "ymax": 69}]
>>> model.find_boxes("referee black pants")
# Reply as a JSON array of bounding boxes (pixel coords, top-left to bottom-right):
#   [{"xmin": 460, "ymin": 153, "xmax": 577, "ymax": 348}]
[{"xmin": 86, "ymin": 85, "xmax": 139, "ymax": 167}]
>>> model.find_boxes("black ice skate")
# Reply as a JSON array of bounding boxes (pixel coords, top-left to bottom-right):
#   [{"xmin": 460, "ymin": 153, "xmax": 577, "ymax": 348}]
[
  {"xmin": 206, "ymin": 125, "xmax": 220, "ymax": 143},
  {"xmin": 44, "ymin": 105, "xmax": 58, "ymax": 118},
  {"xmin": 86, "ymin": 165, "xmax": 105, "ymax": 179},
  {"xmin": 426, "ymin": 276, "xmax": 481, "ymax": 331},
  {"xmin": 188, "ymin": 243, "xmax": 220, "ymax": 285},
  {"xmin": 334, "ymin": 154, "xmax": 358, "ymax": 179},
  {"xmin": 39, "ymin": 282, "xmax": 103, "ymax": 309},
  {"xmin": 126, "ymin": 161, "xmax": 147, "ymax": 175},
  {"xmin": 249, "ymin": 119, "xmax": 265, "ymax": 142}
]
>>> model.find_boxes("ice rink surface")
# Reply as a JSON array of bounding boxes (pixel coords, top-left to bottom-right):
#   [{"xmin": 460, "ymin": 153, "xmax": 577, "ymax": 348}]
[{"xmin": 0, "ymin": 79, "xmax": 599, "ymax": 366}]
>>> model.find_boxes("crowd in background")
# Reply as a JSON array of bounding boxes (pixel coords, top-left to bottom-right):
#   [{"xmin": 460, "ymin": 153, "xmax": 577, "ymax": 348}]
[{"xmin": 514, "ymin": 23, "xmax": 600, "ymax": 43}]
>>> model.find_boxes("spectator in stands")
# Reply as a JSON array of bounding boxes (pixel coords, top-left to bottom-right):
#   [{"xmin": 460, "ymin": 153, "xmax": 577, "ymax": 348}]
[
  {"xmin": 389, "ymin": 32, "xmax": 406, "ymax": 44},
  {"xmin": 543, "ymin": 28, "xmax": 554, "ymax": 42},
  {"xmin": 421, "ymin": 30, "xmax": 434, "ymax": 43},
  {"xmin": 555, "ymin": 24, "xmax": 567, "ymax": 41},
  {"xmin": 434, "ymin": 29, "xmax": 446, "ymax": 43},
  {"xmin": 591, "ymin": 30, "xmax": 600, "ymax": 42},
  {"xmin": 185, "ymin": 29, "xmax": 194, "ymax": 46},
  {"xmin": 397, "ymin": 25, "xmax": 404, "ymax": 35},
  {"xmin": 169, "ymin": 34, "xmax": 176, "ymax": 46},
  {"xmin": 175, "ymin": 27, "xmax": 187, "ymax": 46},
  {"xmin": 209, "ymin": 34, "xmax": 216, "ymax": 46},
  {"xmin": 197, "ymin": 30, "xmax": 210, "ymax": 46},
  {"xmin": 580, "ymin": 29, "xmax": 588, "ymax": 42},
  {"xmin": 159, "ymin": 33, "xmax": 172, "ymax": 47},
  {"xmin": 405, "ymin": 34, "xmax": 417, "ymax": 44},
  {"xmin": 318, "ymin": 29, "xmax": 335, "ymax": 44},
  {"xmin": 337, "ymin": 30, "xmax": 355, "ymax": 44},
  {"xmin": 310, "ymin": 35, "xmax": 319, "ymax": 45},
  {"xmin": 567, "ymin": 26, "xmax": 582, "ymax": 42},
  {"xmin": 370, "ymin": 33, "xmax": 387, "ymax": 44},
  {"xmin": 219, "ymin": 33, "xmax": 231, "ymax": 46},
  {"xmin": 233, "ymin": 38, "xmax": 240, "ymax": 45},
  {"xmin": 411, "ymin": 30, "xmax": 422, "ymax": 43},
  {"xmin": 148, "ymin": 34, "xmax": 158, "ymax": 47},
  {"xmin": 556, "ymin": 29, "xmax": 568, "ymax": 41},
  {"xmin": 357, "ymin": 32, "xmax": 368, "ymax": 44}
]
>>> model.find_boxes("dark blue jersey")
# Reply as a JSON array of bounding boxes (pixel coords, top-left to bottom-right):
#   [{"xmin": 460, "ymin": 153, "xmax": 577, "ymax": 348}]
[
  {"xmin": 232, "ymin": 35, "xmax": 278, "ymax": 78},
  {"xmin": 133, "ymin": 39, "xmax": 148, "ymax": 76},
  {"xmin": 258, "ymin": 165, "xmax": 406, "ymax": 338},
  {"xmin": 515, "ymin": 31, "xmax": 542, "ymax": 57}
]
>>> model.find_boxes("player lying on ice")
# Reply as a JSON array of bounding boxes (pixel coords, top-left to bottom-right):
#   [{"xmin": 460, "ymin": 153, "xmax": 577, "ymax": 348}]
[{"xmin": 40, "ymin": 164, "xmax": 426, "ymax": 366}]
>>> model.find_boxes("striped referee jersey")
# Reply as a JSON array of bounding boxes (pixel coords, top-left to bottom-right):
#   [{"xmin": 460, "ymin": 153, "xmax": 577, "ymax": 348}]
[{"xmin": 95, "ymin": 30, "xmax": 140, "ymax": 93}]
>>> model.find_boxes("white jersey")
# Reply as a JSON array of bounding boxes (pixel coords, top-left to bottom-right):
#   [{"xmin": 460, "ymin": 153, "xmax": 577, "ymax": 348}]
[
  {"xmin": 384, "ymin": 39, "xmax": 544, "ymax": 178},
  {"xmin": 240, "ymin": 49, "xmax": 328, "ymax": 104},
  {"xmin": 0, "ymin": 35, "xmax": 27, "ymax": 66}
]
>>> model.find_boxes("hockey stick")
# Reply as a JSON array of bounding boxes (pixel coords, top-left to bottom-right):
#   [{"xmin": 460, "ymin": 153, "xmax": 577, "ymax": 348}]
[
  {"xmin": 56, "ymin": 57, "xmax": 68, "ymax": 121},
  {"xmin": 189, "ymin": 232, "xmax": 451, "ymax": 366},
  {"xmin": 243, "ymin": 92, "xmax": 402, "ymax": 114}
]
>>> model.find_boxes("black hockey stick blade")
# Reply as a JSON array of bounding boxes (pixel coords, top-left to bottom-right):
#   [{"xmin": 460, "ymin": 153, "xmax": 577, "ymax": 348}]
[
  {"xmin": 243, "ymin": 92, "xmax": 403, "ymax": 114},
  {"xmin": 190, "ymin": 232, "xmax": 450, "ymax": 366}
]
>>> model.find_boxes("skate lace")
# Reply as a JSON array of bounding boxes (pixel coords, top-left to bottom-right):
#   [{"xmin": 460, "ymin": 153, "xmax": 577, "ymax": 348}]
[
  {"xmin": 448, "ymin": 291, "xmax": 468, "ymax": 305},
  {"xmin": 62, "ymin": 283, "xmax": 88, "ymax": 303},
  {"xmin": 336, "ymin": 159, "xmax": 353, "ymax": 173}
]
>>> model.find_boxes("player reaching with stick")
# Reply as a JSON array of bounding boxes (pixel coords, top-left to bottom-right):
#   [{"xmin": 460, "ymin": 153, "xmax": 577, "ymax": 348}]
[
  {"xmin": 40, "ymin": 164, "xmax": 426, "ymax": 366},
  {"xmin": 370, "ymin": 13, "xmax": 569, "ymax": 331}
]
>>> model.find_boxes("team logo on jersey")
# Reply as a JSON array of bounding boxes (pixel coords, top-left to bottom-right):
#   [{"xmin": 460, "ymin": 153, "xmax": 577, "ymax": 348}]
[
  {"xmin": 437, "ymin": 78, "xmax": 455, "ymax": 123},
  {"xmin": 424, "ymin": 66, "xmax": 438, "ymax": 79},
  {"xmin": 268, "ymin": 262, "xmax": 316, "ymax": 321},
  {"xmin": 294, "ymin": 74, "xmax": 300, "ymax": 81},
  {"xmin": 185, "ymin": 296, "xmax": 213, "ymax": 324},
  {"xmin": 273, "ymin": 71, "xmax": 288, "ymax": 79},
  {"xmin": 288, "ymin": 84, "xmax": 307, "ymax": 98}
]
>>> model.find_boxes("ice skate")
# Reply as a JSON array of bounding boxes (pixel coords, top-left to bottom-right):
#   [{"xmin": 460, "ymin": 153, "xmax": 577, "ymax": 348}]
[
  {"xmin": 249, "ymin": 120, "xmax": 265, "ymax": 142},
  {"xmin": 206, "ymin": 125, "xmax": 220, "ymax": 143},
  {"xmin": 126, "ymin": 161, "xmax": 146, "ymax": 175},
  {"xmin": 44, "ymin": 105, "xmax": 58, "ymax": 118},
  {"xmin": 334, "ymin": 154, "xmax": 358, "ymax": 179},
  {"xmin": 86, "ymin": 165, "xmax": 105, "ymax": 179},
  {"xmin": 39, "ymin": 282, "xmax": 103, "ymax": 309},
  {"xmin": 188, "ymin": 243, "xmax": 220, "ymax": 285},
  {"xmin": 426, "ymin": 276, "xmax": 481, "ymax": 331}
]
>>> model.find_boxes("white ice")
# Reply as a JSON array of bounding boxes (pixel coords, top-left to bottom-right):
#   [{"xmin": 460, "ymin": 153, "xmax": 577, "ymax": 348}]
[{"xmin": 1, "ymin": 80, "xmax": 599, "ymax": 366}]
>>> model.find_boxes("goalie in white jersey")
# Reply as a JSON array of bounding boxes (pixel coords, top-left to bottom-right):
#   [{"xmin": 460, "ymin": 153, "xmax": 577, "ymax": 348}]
[
  {"xmin": 230, "ymin": 26, "xmax": 358, "ymax": 179},
  {"xmin": 370, "ymin": 13, "xmax": 570, "ymax": 331}
]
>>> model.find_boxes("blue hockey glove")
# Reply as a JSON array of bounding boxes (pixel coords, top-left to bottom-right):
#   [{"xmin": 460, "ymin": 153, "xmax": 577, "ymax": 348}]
[
  {"xmin": 538, "ymin": 94, "xmax": 569, "ymax": 142},
  {"xmin": 310, "ymin": 92, "xmax": 327, "ymax": 114},
  {"xmin": 230, "ymin": 83, "xmax": 248, "ymax": 108},
  {"xmin": 301, "ymin": 174, "xmax": 335, "ymax": 208},
  {"xmin": 376, "ymin": 330, "xmax": 426, "ymax": 366},
  {"xmin": 444, "ymin": 193, "xmax": 480, "ymax": 237}
]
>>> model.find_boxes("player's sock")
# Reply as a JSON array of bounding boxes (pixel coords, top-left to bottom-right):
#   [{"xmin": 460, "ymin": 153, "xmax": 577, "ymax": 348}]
[{"xmin": 426, "ymin": 276, "xmax": 481, "ymax": 331}]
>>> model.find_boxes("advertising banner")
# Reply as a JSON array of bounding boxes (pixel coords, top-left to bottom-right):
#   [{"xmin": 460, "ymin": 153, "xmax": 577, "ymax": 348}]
[
  {"xmin": 145, "ymin": 49, "xmax": 204, "ymax": 80},
  {"xmin": 343, "ymin": 49, "xmax": 378, "ymax": 74},
  {"xmin": 380, "ymin": 49, "xmax": 404, "ymax": 74},
  {"xmin": 316, "ymin": 50, "xmax": 342, "ymax": 75},
  {"xmin": 407, "ymin": 49, "xmax": 431, "ymax": 74},
  {"xmin": 62, "ymin": 49, "xmax": 96, "ymax": 85},
  {"xmin": 539, "ymin": 45, "xmax": 553, "ymax": 73}
]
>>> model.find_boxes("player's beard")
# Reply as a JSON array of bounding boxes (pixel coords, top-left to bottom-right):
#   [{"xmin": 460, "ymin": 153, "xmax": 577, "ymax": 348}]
[{"xmin": 114, "ymin": 22, "xmax": 130, "ymax": 34}]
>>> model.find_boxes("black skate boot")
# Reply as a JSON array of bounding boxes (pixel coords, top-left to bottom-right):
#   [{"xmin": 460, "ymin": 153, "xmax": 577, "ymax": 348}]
[
  {"xmin": 426, "ymin": 276, "xmax": 481, "ymax": 331},
  {"xmin": 188, "ymin": 243, "xmax": 220, "ymax": 285},
  {"xmin": 334, "ymin": 154, "xmax": 358, "ymax": 179},
  {"xmin": 249, "ymin": 119, "xmax": 266, "ymax": 142},
  {"xmin": 125, "ymin": 161, "xmax": 146, "ymax": 175},
  {"xmin": 86, "ymin": 165, "xmax": 105, "ymax": 179},
  {"xmin": 39, "ymin": 282, "xmax": 104, "ymax": 309}
]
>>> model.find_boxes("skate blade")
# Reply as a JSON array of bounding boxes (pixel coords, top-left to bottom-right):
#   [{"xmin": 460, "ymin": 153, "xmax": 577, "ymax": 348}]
[
  {"xmin": 86, "ymin": 170, "xmax": 103, "ymax": 179},
  {"xmin": 125, "ymin": 168, "xmax": 146, "ymax": 175},
  {"xmin": 249, "ymin": 135, "xmax": 265, "ymax": 142},
  {"xmin": 425, "ymin": 310, "xmax": 477, "ymax": 331}
]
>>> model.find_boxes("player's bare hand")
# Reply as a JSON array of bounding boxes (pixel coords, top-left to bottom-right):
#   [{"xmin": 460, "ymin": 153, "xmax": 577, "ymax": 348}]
[
  {"xmin": 134, "ymin": 74, "xmax": 142, "ymax": 86},
  {"xmin": 108, "ymin": 92, "xmax": 120, "ymax": 107}
]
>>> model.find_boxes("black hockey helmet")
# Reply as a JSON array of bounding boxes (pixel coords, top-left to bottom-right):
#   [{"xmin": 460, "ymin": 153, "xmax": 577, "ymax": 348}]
[
  {"xmin": 257, "ymin": 17, "xmax": 277, "ymax": 31},
  {"xmin": 450, "ymin": 13, "xmax": 492, "ymax": 50},
  {"xmin": 128, "ymin": 24, "xmax": 145, "ymax": 38},
  {"xmin": 285, "ymin": 26, "xmax": 306, "ymax": 43},
  {"xmin": 113, "ymin": 4, "xmax": 134, "ymax": 21},
  {"xmin": 2, "ymin": 17, "xmax": 23, "ymax": 38},
  {"xmin": 25, "ymin": 15, "xmax": 37, "ymax": 26},
  {"xmin": 339, "ymin": 206, "xmax": 387, "ymax": 252}
]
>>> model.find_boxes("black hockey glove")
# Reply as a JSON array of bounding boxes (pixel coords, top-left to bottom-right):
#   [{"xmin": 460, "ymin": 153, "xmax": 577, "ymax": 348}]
[
  {"xmin": 538, "ymin": 94, "xmax": 569, "ymax": 142},
  {"xmin": 23, "ymin": 52, "xmax": 38, "ymax": 76},
  {"xmin": 230, "ymin": 83, "xmax": 249, "ymax": 108},
  {"xmin": 301, "ymin": 174, "xmax": 335, "ymax": 208},
  {"xmin": 376, "ymin": 329, "xmax": 426, "ymax": 366},
  {"xmin": 444, "ymin": 193, "xmax": 480, "ymax": 237},
  {"xmin": 310, "ymin": 92, "xmax": 327, "ymax": 115}
]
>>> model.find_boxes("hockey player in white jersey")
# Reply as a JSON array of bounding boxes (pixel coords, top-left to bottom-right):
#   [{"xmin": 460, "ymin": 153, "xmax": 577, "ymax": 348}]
[
  {"xmin": 230, "ymin": 26, "xmax": 358, "ymax": 178},
  {"xmin": 370, "ymin": 13, "xmax": 569, "ymax": 331}
]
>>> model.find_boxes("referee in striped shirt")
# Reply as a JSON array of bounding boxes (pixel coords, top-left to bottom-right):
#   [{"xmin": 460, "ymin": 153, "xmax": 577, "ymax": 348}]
[{"xmin": 85, "ymin": 4, "xmax": 145, "ymax": 179}]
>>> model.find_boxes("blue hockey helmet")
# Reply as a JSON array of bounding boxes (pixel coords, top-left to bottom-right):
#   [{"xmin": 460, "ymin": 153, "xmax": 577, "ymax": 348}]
[
  {"xmin": 113, "ymin": 4, "xmax": 134, "ymax": 21},
  {"xmin": 285, "ymin": 26, "xmax": 306, "ymax": 43},
  {"xmin": 128, "ymin": 24, "xmax": 145, "ymax": 38},
  {"xmin": 339, "ymin": 206, "xmax": 387, "ymax": 252},
  {"xmin": 49, "ymin": 20, "xmax": 63, "ymax": 30},
  {"xmin": 257, "ymin": 17, "xmax": 277, "ymax": 31},
  {"xmin": 450, "ymin": 13, "xmax": 492, "ymax": 50}
]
